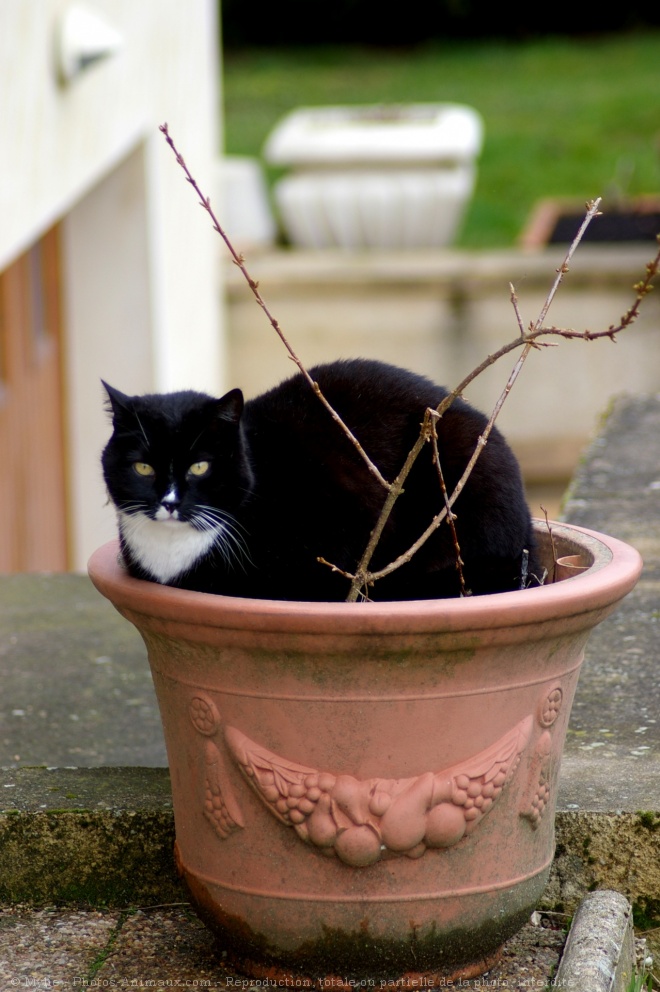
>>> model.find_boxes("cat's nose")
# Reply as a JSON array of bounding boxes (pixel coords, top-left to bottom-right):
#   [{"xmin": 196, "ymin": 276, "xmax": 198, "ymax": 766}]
[{"xmin": 161, "ymin": 488, "xmax": 181, "ymax": 514}]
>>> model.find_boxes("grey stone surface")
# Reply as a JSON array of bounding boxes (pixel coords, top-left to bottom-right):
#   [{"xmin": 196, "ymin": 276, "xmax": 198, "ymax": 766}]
[
  {"xmin": 0, "ymin": 767, "xmax": 179, "ymax": 905},
  {"xmin": 0, "ymin": 898, "xmax": 637, "ymax": 992},
  {"xmin": 0, "ymin": 572, "xmax": 166, "ymax": 767},
  {"xmin": 0, "ymin": 904, "xmax": 567, "ymax": 990},
  {"xmin": 554, "ymin": 890, "xmax": 636, "ymax": 992},
  {"xmin": 0, "ymin": 905, "xmax": 120, "ymax": 989},
  {"xmin": 561, "ymin": 394, "xmax": 660, "ymax": 765}
]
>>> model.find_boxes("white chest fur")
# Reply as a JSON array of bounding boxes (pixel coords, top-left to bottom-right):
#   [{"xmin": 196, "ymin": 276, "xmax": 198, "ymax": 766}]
[{"xmin": 118, "ymin": 510, "xmax": 217, "ymax": 584}]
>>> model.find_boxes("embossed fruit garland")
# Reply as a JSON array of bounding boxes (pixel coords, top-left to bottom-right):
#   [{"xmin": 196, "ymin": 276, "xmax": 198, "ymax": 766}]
[{"xmin": 160, "ymin": 123, "xmax": 660, "ymax": 603}]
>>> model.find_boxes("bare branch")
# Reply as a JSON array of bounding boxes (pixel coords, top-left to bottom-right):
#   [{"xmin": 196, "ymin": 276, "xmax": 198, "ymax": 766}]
[
  {"xmin": 344, "ymin": 198, "xmax": 611, "ymax": 599},
  {"xmin": 316, "ymin": 557, "xmax": 355, "ymax": 582},
  {"xmin": 161, "ymin": 122, "xmax": 659, "ymax": 603},
  {"xmin": 428, "ymin": 409, "xmax": 468, "ymax": 596},
  {"xmin": 510, "ymin": 283, "xmax": 526, "ymax": 338},
  {"xmin": 535, "ymin": 198, "xmax": 602, "ymax": 328},
  {"xmin": 541, "ymin": 507, "xmax": 558, "ymax": 584},
  {"xmin": 159, "ymin": 123, "xmax": 391, "ymax": 492}
]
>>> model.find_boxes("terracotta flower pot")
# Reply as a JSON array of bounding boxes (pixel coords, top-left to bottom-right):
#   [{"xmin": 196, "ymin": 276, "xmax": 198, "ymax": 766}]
[{"xmin": 88, "ymin": 520, "xmax": 641, "ymax": 985}]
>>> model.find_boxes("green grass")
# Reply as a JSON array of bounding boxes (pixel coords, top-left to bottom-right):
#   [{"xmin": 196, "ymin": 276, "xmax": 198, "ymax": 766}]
[
  {"xmin": 223, "ymin": 33, "xmax": 660, "ymax": 246},
  {"xmin": 627, "ymin": 973, "xmax": 654, "ymax": 991}
]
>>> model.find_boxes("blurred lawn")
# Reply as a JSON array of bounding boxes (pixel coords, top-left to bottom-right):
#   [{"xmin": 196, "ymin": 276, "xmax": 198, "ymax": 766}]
[{"xmin": 223, "ymin": 33, "xmax": 660, "ymax": 246}]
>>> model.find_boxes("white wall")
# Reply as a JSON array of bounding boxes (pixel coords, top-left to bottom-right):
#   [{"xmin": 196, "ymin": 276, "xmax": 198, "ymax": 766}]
[
  {"xmin": 62, "ymin": 144, "xmax": 155, "ymax": 557},
  {"xmin": 0, "ymin": 0, "xmax": 223, "ymax": 568}
]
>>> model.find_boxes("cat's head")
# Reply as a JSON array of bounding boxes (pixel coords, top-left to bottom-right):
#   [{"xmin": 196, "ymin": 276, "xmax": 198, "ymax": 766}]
[{"xmin": 101, "ymin": 382, "xmax": 253, "ymax": 583}]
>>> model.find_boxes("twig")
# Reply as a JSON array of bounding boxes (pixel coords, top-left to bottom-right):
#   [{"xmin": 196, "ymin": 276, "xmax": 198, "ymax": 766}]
[
  {"xmin": 427, "ymin": 409, "xmax": 468, "ymax": 596},
  {"xmin": 541, "ymin": 505, "xmax": 558, "ymax": 583},
  {"xmin": 344, "ymin": 408, "xmax": 470, "ymax": 597},
  {"xmin": 316, "ymin": 557, "xmax": 354, "ymax": 582},
  {"xmin": 359, "ymin": 366, "xmax": 520, "ymax": 589},
  {"xmin": 161, "ymin": 123, "xmax": 660, "ymax": 602},
  {"xmin": 159, "ymin": 123, "xmax": 391, "ymax": 493},
  {"xmin": 462, "ymin": 234, "xmax": 658, "ymax": 380},
  {"xmin": 131, "ymin": 902, "xmax": 191, "ymax": 912},
  {"xmin": 520, "ymin": 548, "xmax": 529, "ymax": 590},
  {"xmin": 343, "ymin": 200, "xmax": 656, "ymax": 599},
  {"xmin": 510, "ymin": 282, "xmax": 527, "ymax": 338},
  {"xmin": 536, "ymin": 198, "xmax": 603, "ymax": 327},
  {"xmin": 434, "ymin": 201, "xmax": 612, "ymax": 420},
  {"xmin": 347, "ymin": 278, "xmax": 570, "ymax": 593}
]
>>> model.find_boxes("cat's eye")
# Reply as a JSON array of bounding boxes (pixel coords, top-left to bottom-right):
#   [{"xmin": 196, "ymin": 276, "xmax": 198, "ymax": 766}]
[
  {"xmin": 133, "ymin": 462, "xmax": 155, "ymax": 477},
  {"xmin": 188, "ymin": 461, "xmax": 210, "ymax": 478}
]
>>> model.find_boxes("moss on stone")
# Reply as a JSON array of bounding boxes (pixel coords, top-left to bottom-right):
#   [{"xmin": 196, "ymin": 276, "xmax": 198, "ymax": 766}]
[
  {"xmin": 0, "ymin": 767, "xmax": 183, "ymax": 908},
  {"xmin": 636, "ymin": 811, "xmax": 660, "ymax": 832}
]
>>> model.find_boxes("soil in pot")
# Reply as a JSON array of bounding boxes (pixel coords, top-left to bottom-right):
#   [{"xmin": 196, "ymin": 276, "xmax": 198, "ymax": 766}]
[
  {"xmin": 549, "ymin": 208, "xmax": 660, "ymax": 244},
  {"xmin": 520, "ymin": 195, "xmax": 660, "ymax": 247}
]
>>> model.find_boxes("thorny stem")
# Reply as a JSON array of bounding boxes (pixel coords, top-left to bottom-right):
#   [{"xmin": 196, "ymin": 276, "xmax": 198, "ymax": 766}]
[
  {"xmin": 435, "ymin": 233, "xmax": 659, "ymax": 420},
  {"xmin": 360, "ymin": 345, "xmax": 533, "ymax": 591},
  {"xmin": 345, "ymin": 407, "xmax": 471, "ymax": 601},
  {"xmin": 511, "ymin": 282, "xmax": 527, "ymax": 337},
  {"xmin": 536, "ymin": 198, "xmax": 603, "ymax": 327},
  {"xmin": 159, "ymin": 123, "xmax": 391, "ymax": 493},
  {"xmin": 161, "ymin": 123, "xmax": 659, "ymax": 602},
  {"xmin": 344, "ymin": 200, "xmax": 631, "ymax": 600},
  {"xmin": 428, "ymin": 409, "xmax": 468, "ymax": 596},
  {"xmin": 541, "ymin": 505, "xmax": 558, "ymax": 583}
]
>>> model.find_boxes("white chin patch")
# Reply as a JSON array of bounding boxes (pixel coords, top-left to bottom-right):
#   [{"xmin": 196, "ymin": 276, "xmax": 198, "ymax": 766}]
[
  {"xmin": 118, "ymin": 510, "xmax": 218, "ymax": 584},
  {"xmin": 154, "ymin": 505, "xmax": 180, "ymax": 522}
]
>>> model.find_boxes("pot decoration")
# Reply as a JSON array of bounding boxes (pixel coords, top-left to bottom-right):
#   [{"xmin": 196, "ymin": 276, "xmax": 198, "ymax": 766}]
[{"xmin": 88, "ymin": 520, "xmax": 641, "ymax": 985}]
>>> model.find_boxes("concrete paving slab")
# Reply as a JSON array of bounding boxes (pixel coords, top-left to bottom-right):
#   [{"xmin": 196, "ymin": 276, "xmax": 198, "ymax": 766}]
[
  {"xmin": 0, "ymin": 905, "xmax": 567, "ymax": 990},
  {"xmin": 559, "ymin": 395, "xmax": 660, "ymax": 768},
  {"xmin": 97, "ymin": 905, "xmax": 230, "ymax": 987},
  {"xmin": 0, "ymin": 905, "xmax": 120, "ymax": 988},
  {"xmin": 0, "ymin": 572, "xmax": 166, "ymax": 767}
]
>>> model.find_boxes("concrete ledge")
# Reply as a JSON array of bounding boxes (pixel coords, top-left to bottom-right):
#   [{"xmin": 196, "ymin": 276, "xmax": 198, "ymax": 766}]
[
  {"xmin": 555, "ymin": 890, "xmax": 635, "ymax": 992},
  {"xmin": 0, "ymin": 767, "xmax": 181, "ymax": 905},
  {"xmin": 225, "ymin": 244, "xmax": 659, "ymax": 293},
  {"xmin": 2, "ymin": 765, "xmax": 660, "ymax": 920},
  {"xmin": 225, "ymin": 246, "xmax": 660, "ymax": 475},
  {"xmin": 549, "ymin": 809, "xmax": 660, "ymax": 924}
]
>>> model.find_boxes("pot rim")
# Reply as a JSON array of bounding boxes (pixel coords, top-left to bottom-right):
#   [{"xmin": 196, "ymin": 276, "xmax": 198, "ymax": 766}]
[{"xmin": 87, "ymin": 520, "xmax": 642, "ymax": 636}]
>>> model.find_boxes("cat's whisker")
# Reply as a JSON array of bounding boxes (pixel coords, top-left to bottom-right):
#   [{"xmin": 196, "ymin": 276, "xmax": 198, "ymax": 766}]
[
  {"xmin": 192, "ymin": 503, "xmax": 246, "ymax": 531},
  {"xmin": 207, "ymin": 530, "xmax": 246, "ymax": 571},
  {"xmin": 133, "ymin": 411, "xmax": 150, "ymax": 448},
  {"xmin": 204, "ymin": 509, "xmax": 251, "ymax": 562},
  {"xmin": 117, "ymin": 501, "xmax": 148, "ymax": 513},
  {"xmin": 191, "ymin": 505, "xmax": 253, "ymax": 573}
]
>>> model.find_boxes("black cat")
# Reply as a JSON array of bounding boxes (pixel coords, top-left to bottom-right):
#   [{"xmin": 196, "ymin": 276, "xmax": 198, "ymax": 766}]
[{"xmin": 101, "ymin": 359, "xmax": 540, "ymax": 601}]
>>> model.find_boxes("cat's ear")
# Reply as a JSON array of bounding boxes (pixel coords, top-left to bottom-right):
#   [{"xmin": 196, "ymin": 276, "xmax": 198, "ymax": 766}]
[
  {"xmin": 215, "ymin": 388, "xmax": 244, "ymax": 425},
  {"xmin": 102, "ymin": 381, "xmax": 133, "ymax": 419}
]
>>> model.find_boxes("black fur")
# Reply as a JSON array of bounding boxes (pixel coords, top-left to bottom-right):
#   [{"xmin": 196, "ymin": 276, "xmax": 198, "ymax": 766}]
[{"xmin": 102, "ymin": 359, "xmax": 540, "ymax": 601}]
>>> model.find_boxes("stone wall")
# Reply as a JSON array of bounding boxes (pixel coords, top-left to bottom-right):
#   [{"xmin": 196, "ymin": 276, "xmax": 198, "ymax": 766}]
[{"xmin": 226, "ymin": 245, "xmax": 660, "ymax": 488}]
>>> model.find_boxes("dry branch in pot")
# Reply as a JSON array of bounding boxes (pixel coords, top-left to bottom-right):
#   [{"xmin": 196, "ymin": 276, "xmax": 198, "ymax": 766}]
[{"xmin": 100, "ymin": 124, "xmax": 659, "ymax": 605}]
